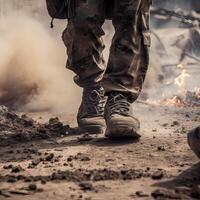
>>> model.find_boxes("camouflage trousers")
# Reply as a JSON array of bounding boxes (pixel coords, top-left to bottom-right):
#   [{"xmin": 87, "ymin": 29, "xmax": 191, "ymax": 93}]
[{"xmin": 62, "ymin": 0, "xmax": 151, "ymax": 102}]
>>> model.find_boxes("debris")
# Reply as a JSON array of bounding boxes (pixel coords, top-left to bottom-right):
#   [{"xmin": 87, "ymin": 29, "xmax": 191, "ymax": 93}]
[
  {"xmin": 11, "ymin": 165, "xmax": 24, "ymax": 173},
  {"xmin": 151, "ymin": 171, "xmax": 164, "ymax": 180},
  {"xmin": 28, "ymin": 183, "xmax": 37, "ymax": 191},
  {"xmin": 45, "ymin": 153, "xmax": 55, "ymax": 161},
  {"xmin": 157, "ymin": 146, "xmax": 166, "ymax": 151},
  {"xmin": 135, "ymin": 191, "xmax": 149, "ymax": 197},
  {"xmin": 79, "ymin": 182, "xmax": 94, "ymax": 191},
  {"xmin": 77, "ymin": 134, "xmax": 93, "ymax": 142},
  {"xmin": 0, "ymin": 106, "xmax": 72, "ymax": 146},
  {"xmin": 151, "ymin": 189, "xmax": 185, "ymax": 199}
]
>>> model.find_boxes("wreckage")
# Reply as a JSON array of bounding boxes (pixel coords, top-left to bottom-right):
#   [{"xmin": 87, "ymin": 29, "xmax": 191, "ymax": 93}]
[{"xmin": 151, "ymin": 7, "xmax": 200, "ymax": 27}]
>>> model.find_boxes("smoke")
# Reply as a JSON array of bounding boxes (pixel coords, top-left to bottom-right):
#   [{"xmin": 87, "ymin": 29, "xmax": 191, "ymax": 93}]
[{"xmin": 0, "ymin": 12, "xmax": 81, "ymax": 113}]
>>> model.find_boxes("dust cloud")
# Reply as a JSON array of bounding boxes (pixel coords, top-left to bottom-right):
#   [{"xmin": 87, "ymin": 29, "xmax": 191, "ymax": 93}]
[{"xmin": 0, "ymin": 11, "xmax": 81, "ymax": 113}]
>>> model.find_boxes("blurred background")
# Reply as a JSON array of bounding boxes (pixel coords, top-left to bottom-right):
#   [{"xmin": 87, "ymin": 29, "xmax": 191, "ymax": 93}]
[{"xmin": 0, "ymin": 0, "xmax": 199, "ymax": 112}]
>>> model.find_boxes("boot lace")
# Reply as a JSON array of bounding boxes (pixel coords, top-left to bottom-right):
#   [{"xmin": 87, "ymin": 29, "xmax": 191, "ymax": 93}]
[
  {"xmin": 83, "ymin": 88, "xmax": 106, "ymax": 116},
  {"xmin": 108, "ymin": 93, "xmax": 131, "ymax": 116}
]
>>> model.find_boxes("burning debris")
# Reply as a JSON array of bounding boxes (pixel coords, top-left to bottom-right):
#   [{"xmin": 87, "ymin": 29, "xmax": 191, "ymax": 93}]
[{"xmin": 165, "ymin": 88, "xmax": 200, "ymax": 107}]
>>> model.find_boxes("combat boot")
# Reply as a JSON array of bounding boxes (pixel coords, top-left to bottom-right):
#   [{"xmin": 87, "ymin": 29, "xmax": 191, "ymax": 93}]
[
  {"xmin": 188, "ymin": 127, "xmax": 200, "ymax": 158},
  {"xmin": 77, "ymin": 86, "xmax": 106, "ymax": 134},
  {"xmin": 105, "ymin": 92, "xmax": 141, "ymax": 139}
]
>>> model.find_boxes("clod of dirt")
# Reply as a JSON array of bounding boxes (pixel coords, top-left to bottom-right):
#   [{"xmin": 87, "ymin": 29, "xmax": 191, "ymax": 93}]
[
  {"xmin": 28, "ymin": 183, "xmax": 37, "ymax": 191},
  {"xmin": 135, "ymin": 191, "xmax": 149, "ymax": 197},
  {"xmin": 7, "ymin": 176, "xmax": 17, "ymax": 183},
  {"xmin": 172, "ymin": 121, "xmax": 180, "ymax": 126},
  {"xmin": 45, "ymin": 153, "xmax": 54, "ymax": 161},
  {"xmin": 0, "ymin": 106, "xmax": 73, "ymax": 146},
  {"xmin": 151, "ymin": 189, "xmax": 188, "ymax": 199},
  {"xmin": 1, "ymin": 168, "xmax": 150, "ymax": 183},
  {"xmin": 151, "ymin": 170, "xmax": 164, "ymax": 180},
  {"xmin": 67, "ymin": 153, "xmax": 91, "ymax": 162},
  {"xmin": 11, "ymin": 165, "xmax": 24, "ymax": 173},
  {"xmin": 79, "ymin": 182, "xmax": 94, "ymax": 191},
  {"xmin": 3, "ymin": 164, "xmax": 13, "ymax": 170},
  {"xmin": 77, "ymin": 134, "xmax": 93, "ymax": 142},
  {"xmin": 30, "ymin": 158, "xmax": 41, "ymax": 167},
  {"xmin": 157, "ymin": 146, "xmax": 166, "ymax": 151}
]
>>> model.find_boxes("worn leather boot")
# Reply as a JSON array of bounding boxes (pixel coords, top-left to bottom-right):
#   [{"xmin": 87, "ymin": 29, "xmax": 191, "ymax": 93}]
[
  {"xmin": 77, "ymin": 86, "xmax": 106, "ymax": 134},
  {"xmin": 188, "ymin": 126, "xmax": 200, "ymax": 158},
  {"xmin": 105, "ymin": 92, "xmax": 141, "ymax": 139}
]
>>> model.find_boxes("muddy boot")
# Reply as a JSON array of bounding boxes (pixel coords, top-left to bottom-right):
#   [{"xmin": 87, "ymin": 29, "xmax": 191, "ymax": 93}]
[
  {"xmin": 105, "ymin": 92, "xmax": 141, "ymax": 139},
  {"xmin": 188, "ymin": 126, "xmax": 200, "ymax": 158},
  {"xmin": 77, "ymin": 86, "xmax": 106, "ymax": 134}
]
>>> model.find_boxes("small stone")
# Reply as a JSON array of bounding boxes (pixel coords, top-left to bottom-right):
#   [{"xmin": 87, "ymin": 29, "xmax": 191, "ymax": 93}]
[
  {"xmin": 135, "ymin": 191, "xmax": 149, "ymax": 197},
  {"xmin": 77, "ymin": 134, "xmax": 93, "ymax": 142},
  {"xmin": 7, "ymin": 177, "xmax": 17, "ymax": 183},
  {"xmin": 162, "ymin": 123, "xmax": 168, "ymax": 127},
  {"xmin": 157, "ymin": 146, "xmax": 165, "ymax": 151},
  {"xmin": 3, "ymin": 164, "xmax": 13, "ymax": 169},
  {"xmin": 79, "ymin": 182, "xmax": 94, "ymax": 191},
  {"xmin": 67, "ymin": 156, "xmax": 73, "ymax": 162},
  {"xmin": 11, "ymin": 165, "xmax": 24, "ymax": 173},
  {"xmin": 31, "ymin": 159, "xmax": 41, "ymax": 166},
  {"xmin": 41, "ymin": 180, "xmax": 46, "ymax": 185},
  {"xmin": 28, "ymin": 183, "xmax": 37, "ymax": 191},
  {"xmin": 45, "ymin": 153, "xmax": 54, "ymax": 161},
  {"xmin": 151, "ymin": 171, "xmax": 164, "ymax": 180},
  {"xmin": 172, "ymin": 121, "xmax": 180, "ymax": 126}
]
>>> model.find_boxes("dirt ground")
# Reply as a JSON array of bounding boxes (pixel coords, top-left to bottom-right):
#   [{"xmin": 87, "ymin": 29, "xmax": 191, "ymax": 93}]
[{"xmin": 0, "ymin": 102, "xmax": 200, "ymax": 200}]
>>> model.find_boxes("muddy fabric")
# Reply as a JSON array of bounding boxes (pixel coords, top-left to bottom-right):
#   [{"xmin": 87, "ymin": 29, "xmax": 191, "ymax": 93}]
[{"xmin": 62, "ymin": 0, "xmax": 151, "ymax": 102}]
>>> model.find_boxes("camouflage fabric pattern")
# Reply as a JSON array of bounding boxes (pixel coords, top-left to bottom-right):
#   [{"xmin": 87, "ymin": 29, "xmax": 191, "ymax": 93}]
[{"xmin": 62, "ymin": 0, "xmax": 152, "ymax": 102}]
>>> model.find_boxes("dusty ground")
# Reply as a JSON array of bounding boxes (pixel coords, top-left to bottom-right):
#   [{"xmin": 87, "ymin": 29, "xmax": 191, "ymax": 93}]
[{"xmin": 0, "ymin": 102, "xmax": 200, "ymax": 200}]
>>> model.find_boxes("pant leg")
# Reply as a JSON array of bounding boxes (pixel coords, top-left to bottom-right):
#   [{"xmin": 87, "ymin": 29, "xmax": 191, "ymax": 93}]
[
  {"xmin": 62, "ymin": 0, "xmax": 106, "ymax": 88},
  {"xmin": 102, "ymin": 0, "xmax": 152, "ymax": 102}
]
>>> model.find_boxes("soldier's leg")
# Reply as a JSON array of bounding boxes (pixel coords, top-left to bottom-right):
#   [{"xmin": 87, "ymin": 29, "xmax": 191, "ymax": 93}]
[
  {"xmin": 62, "ymin": 0, "xmax": 107, "ymax": 134},
  {"xmin": 104, "ymin": 0, "xmax": 152, "ymax": 138}
]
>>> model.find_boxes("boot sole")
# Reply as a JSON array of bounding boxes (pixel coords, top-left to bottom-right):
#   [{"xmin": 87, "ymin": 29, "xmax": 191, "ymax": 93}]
[
  {"xmin": 79, "ymin": 125, "xmax": 105, "ymax": 135},
  {"xmin": 105, "ymin": 126, "xmax": 141, "ymax": 139}
]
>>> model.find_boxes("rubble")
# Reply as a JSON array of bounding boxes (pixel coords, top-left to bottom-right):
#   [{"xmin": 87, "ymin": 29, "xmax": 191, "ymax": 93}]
[{"xmin": 0, "ymin": 105, "xmax": 73, "ymax": 146}]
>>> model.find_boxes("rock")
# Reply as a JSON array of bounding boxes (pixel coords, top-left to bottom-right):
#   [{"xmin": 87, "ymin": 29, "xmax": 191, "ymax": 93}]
[
  {"xmin": 28, "ymin": 183, "xmax": 37, "ymax": 191},
  {"xmin": 172, "ymin": 121, "xmax": 180, "ymax": 126},
  {"xmin": 79, "ymin": 182, "xmax": 94, "ymax": 191},
  {"xmin": 157, "ymin": 146, "xmax": 166, "ymax": 151},
  {"xmin": 31, "ymin": 158, "xmax": 41, "ymax": 166},
  {"xmin": 135, "ymin": 191, "xmax": 149, "ymax": 197},
  {"xmin": 151, "ymin": 189, "xmax": 185, "ymax": 199},
  {"xmin": 7, "ymin": 177, "xmax": 17, "ymax": 183},
  {"xmin": 18, "ymin": 115, "xmax": 34, "ymax": 127},
  {"xmin": 67, "ymin": 156, "xmax": 73, "ymax": 162},
  {"xmin": 151, "ymin": 171, "xmax": 164, "ymax": 180},
  {"xmin": 11, "ymin": 165, "xmax": 24, "ymax": 173},
  {"xmin": 3, "ymin": 164, "xmax": 13, "ymax": 169},
  {"xmin": 76, "ymin": 153, "xmax": 91, "ymax": 162},
  {"xmin": 77, "ymin": 134, "xmax": 93, "ymax": 142},
  {"xmin": 45, "ymin": 153, "xmax": 54, "ymax": 161}
]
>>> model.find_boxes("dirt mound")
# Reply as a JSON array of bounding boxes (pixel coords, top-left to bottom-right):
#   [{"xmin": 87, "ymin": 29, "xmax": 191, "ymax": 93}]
[{"xmin": 0, "ymin": 106, "xmax": 73, "ymax": 146}]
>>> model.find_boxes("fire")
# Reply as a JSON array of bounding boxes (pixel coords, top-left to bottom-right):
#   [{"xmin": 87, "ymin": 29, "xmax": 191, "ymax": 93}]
[
  {"xmin": 165, "ymin": 95, "xmax": 186, "ymax": 107},
  {"xmin": 165, "ymin": 88, "xmax": 200, "ymax": 107}
]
